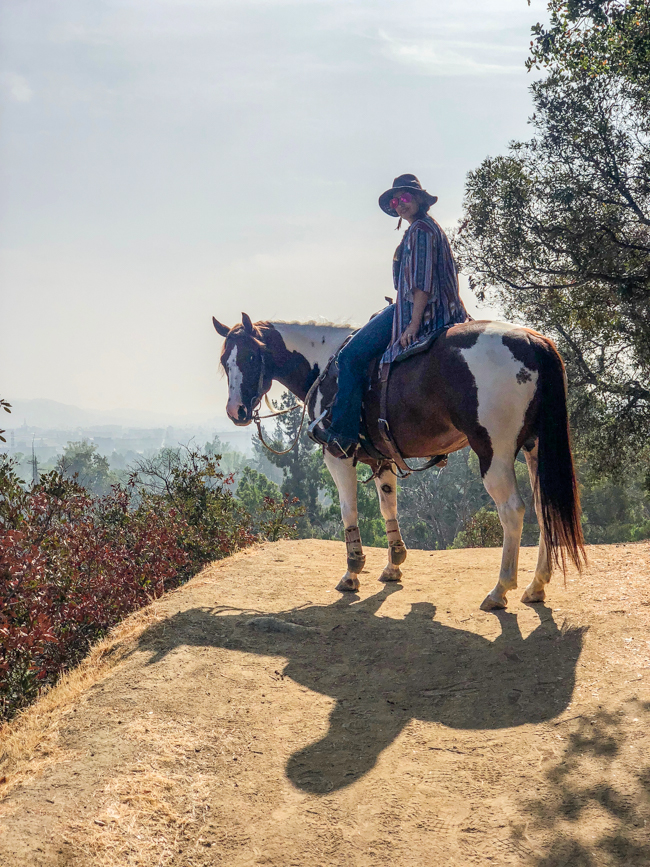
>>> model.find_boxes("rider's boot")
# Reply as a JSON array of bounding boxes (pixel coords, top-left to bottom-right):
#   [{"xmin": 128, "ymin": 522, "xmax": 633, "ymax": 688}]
[{"xmin": 308, "ymin": 413, "xmax": 358, "ymax": 459}]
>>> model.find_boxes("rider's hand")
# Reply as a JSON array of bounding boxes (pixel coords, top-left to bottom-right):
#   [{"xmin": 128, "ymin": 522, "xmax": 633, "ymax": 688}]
[{"xmin": 400, "ymin": 323, "xmax": 420, "ymax": 348}]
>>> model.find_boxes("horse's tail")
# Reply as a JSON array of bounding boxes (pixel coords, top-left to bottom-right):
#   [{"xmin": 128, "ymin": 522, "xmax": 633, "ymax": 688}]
[{"xmin": 533, "ymin": 337, "xmax": 586, "ymax": 574}]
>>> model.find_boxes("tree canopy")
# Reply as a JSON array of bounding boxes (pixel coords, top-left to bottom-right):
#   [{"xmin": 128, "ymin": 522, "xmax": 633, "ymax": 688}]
[
  {"xmin": 57, "ymin": 440, "xmax": 118, "ymax": 495},
  {"xmin": 454, "ymin": 0, "xmax": 650, "ymax": 478},
  {"xmin": 527, "ymin": 0, "xmax": 650, "ymax": 87},
  {"xmin": 251, "ymin": 393, "xmax": 323, "ymax": 533}
]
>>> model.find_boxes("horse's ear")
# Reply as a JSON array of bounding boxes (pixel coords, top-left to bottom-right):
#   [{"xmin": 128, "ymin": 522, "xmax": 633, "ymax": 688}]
[
  {"xmin": 241, "ymin": 312, "xmax": 254, "ymax": 335},
  {"xmin": 212, "ymin": 316, "xmax": 230, "ymax": 337}
]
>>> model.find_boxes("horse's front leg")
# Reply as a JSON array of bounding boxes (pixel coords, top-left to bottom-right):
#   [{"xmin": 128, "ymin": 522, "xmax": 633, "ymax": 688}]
[
  {"xmin": 374, "ymin": 464, "xmax": 406, "ymax": 582},
  {"xmin": 323, "ymin": 451, "xmax": 365, "ymax": 592}
]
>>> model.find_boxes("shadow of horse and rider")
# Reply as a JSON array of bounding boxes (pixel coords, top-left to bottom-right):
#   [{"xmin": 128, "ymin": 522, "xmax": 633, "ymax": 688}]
[{"xmin": 140, "ymin": 585, "xmax": 585, "ymax": 794}]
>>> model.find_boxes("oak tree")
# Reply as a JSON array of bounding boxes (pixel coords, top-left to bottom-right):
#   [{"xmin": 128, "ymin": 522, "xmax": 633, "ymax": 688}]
[{"xmin": 454, "ymin": 0, "xmax": 650, "ymax": 477}]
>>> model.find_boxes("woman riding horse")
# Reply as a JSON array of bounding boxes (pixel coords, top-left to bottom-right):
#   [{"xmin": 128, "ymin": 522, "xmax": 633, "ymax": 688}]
[{"xmin": 309, "ymin": 173, "xmax": 469, "ymax": 459}]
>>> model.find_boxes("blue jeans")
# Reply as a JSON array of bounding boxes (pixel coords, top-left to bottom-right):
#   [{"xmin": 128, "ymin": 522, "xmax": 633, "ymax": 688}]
[{"xmin": 329, "ymin": 304, "xmax": 395, "ymax": 441}]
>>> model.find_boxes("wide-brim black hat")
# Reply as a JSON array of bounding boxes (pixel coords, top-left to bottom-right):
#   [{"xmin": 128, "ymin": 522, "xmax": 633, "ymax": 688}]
[{"xmin": 379, "ymin": 173, "xmax": 438, "ymax": 217}]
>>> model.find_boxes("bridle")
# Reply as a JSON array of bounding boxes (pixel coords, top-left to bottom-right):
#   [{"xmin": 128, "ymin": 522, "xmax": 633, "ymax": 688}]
[{"xmin": 248, "ymin": 347, "xmax": 319, "ymax": 457}]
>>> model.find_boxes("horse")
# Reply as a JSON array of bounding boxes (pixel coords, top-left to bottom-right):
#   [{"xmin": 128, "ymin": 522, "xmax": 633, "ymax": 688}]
[{"xmin": 212, "ymin": 312, "xmax": 585, "ymax": 611}]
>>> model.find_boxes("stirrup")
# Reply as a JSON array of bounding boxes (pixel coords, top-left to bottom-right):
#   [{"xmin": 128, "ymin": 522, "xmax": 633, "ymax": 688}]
[{"xmin": 308, "ymin": 414, "xmax": 357, "ymax": 459}]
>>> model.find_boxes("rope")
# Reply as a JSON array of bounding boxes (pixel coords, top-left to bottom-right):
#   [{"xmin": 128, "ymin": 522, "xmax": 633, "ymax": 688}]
[
  {"xmin": 254, "ymin": 393, "xmax": 301, "ymax": 419},
  {"xmin": 253, "ymin": 400, "xmax": 308, "ymax": 456},
  {"xmin": 252, "ymin": 377, "xmax": 321, "ymax": 457}
]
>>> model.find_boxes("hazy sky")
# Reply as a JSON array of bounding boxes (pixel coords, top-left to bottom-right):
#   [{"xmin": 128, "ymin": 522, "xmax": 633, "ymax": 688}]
[{"xmin": 1, "ymin": 0, "xmax": 548, "ymax": 420}]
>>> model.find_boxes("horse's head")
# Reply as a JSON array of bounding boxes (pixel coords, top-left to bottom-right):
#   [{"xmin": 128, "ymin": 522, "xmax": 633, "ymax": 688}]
[{"xmin": 213, "ymin": 312, "xmax": 273, "ymax": 426}]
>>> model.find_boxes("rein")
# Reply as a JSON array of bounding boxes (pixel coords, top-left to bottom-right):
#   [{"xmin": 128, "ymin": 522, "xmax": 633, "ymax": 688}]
[
  {"xmin": 252, "ymin": 397, "xmax": 309, "ymax": 456},
  {"xmin": 252, "ymin": 360, "xmax": 322, "ymax": 456},
  {"xmin": 250, "ymin": 351, "xmax": 306, "ymax": 456},
  {"xmin": 258, "ymin": 394, "xmax": 300, "ymax": 419}
]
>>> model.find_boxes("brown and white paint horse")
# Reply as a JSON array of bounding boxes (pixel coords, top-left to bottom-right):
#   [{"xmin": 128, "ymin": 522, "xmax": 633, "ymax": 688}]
[{"xmin": 212, "ymin": 313, "xmax": 585, "ymax": 611}]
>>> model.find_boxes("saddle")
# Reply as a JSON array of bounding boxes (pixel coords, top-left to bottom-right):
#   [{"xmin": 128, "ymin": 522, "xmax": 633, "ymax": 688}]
[{"xmin": 308, "ymin": 326, "xmax": 449, "ymax": 477}]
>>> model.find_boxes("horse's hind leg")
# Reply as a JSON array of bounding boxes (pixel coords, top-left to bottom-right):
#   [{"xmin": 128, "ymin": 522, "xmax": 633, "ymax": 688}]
[
  {"xmin": 478, "ymin": 455, "xmax": 526, "ymax": 611},
  {"xmin": 520, "ymin": 440, "xmax": 552, "ymax": 604},
  {"xmin": 373, "ymin": 464, "xmax": 406, "ymax": 582},
  {"xmin": 323, "ymin": 451, "xmax": 364, "ymax": 592}
]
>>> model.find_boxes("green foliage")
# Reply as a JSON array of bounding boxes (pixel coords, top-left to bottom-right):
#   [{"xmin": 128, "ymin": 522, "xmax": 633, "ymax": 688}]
[
  {"xmin": 0, "ymin": 455, "xmax": 33, "ymax": 528},
  {"xmin": 454, "ymin": 1, "xmax": 650, "ymax": 479},
  {"xmin": 257, "ymin": 493, "xmax": 305, "ymax": 543},
  {"xmin": 235, "ymin": 465, "xmax": 305, "ymax": 541},
  {"xmin": 528, "ymin": 0, "xmax": 650, "ymax": 90},
  {"xmin": 451, "ymin": 507, "xmax": 503, "ymax": 549},
  {"xmin": 579, "ymin": 465, "xmax": 650, "ymax": 542},
  {"xmin": 204, "ymin": 434, "xmax": 248, "ymax": 476},
  {"xmin": 131, "ymin": 445, "xmax": 302, "ymax": 565},
  {"xmin": 129, "ymin": 446, "xmax": 251, "ymax": 572},
  {"xmin": 237, "ymin": 465, "xmax": 281, "ymax": 515},
  {"xmin": 57, "ymin": 440, "xmax": 119, "ymax": 495},
  {"xmin": 397, "ymin": 450, "xmax": 490, "ymax": 550},
  {"xmin": 0, "ymin": 399, "xmax": 10, "ymax": 444},
  {"xmin": 397, "ymin": 451, "xmax": 539, "ymax": 550},
  {"xmin": 318, "ymin": 461, "xmax": 387, "ymax": 547},
  {"xmin": 631, "ymin": 520, "xmax": 650, "ymax": 541}
]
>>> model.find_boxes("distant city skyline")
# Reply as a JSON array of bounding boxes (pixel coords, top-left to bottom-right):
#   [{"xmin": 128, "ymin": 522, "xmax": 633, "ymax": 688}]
[
  {"xmin": 1, "ymin": 0, "xmax": 548, "ymax": 416},
  {"xmin": 3, "ymin": 397, "xmax": 256, "ymax": 473}
]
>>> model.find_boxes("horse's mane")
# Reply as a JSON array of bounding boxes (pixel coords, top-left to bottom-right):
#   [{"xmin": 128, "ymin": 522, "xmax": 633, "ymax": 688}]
[{"xmin": 267, "ymin": 319, "xmax": 354, "ymax": 330}]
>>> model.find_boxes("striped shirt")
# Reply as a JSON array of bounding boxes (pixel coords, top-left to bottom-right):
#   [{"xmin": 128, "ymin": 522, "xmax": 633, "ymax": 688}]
[{"xmin": 381, "ymin": 215, "xmax": 468, "ymax": 365}]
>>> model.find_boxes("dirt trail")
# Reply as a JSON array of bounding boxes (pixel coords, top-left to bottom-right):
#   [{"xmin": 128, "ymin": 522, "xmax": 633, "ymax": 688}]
[{"xmin": 0, "ymin": 540, "xmax": 649, "ymax": 867}]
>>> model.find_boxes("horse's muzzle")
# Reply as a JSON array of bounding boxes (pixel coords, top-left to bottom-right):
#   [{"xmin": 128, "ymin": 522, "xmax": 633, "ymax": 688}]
[{"xmin": 227, "ymin": 405, "xmax": 253, "ymax": 426}]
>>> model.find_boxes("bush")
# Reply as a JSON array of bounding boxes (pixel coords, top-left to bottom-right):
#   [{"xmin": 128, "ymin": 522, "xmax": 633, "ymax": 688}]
[
  {"xmin": 129, "ymin": 446, "xmax": 258, "ymax": 575},
  {"xmin": 631, "ymin": 521, "xmax": 650, "ymax": 542},
  {"xmin": 451, "ymin": 507, "xmax": 503, "ymax": 549},
  {"xmin": 0, "ymin": 446, "xmax": 300, "ymax": 722},
  {"xmin": 0, "ymin": 399, "xmax": 10, "ymax": 444}
]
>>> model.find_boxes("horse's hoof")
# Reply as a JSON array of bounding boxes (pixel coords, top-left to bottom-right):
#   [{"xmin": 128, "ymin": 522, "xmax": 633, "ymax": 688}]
[
  {"xmin": 379, "ymin": 564, "xmax": 402, "ymax": 582},
  {"xmin": 336, "ymin": 575, "xmax": 360, "ymax": 592},
  {"xmin": 521, "ymin": 587, "xmax": 545, "ymax": 604},
  {"xmin": 480, "ymin": 593, "xmax": 507, "ymax": 611}
]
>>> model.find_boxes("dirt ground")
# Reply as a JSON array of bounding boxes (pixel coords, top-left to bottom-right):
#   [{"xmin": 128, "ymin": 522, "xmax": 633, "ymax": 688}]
[{"xmin": 0, "ymin": 539, "xmax": 649, "ymax": 867}]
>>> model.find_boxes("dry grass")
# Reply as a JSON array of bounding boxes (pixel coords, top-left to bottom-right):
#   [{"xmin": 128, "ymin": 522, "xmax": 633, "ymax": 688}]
[
  {"xmin": 67, "ymin": 717, "xmax": 217, "ymax": 867},
  {"xmin": 0, "ymin": 600, "xmax": 167, "ymax": 797}
]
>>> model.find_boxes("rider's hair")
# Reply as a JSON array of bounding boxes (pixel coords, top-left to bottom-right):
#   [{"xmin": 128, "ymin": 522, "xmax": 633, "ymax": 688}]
[{"xmin": 414, "ymin": 192, "xmax": 432, "ymax": 219}]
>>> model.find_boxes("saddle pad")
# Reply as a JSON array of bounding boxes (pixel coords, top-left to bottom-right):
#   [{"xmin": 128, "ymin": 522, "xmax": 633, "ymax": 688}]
[{"xmin": 387, "ymin": 323, "xmax": 451, "ymax": 366}]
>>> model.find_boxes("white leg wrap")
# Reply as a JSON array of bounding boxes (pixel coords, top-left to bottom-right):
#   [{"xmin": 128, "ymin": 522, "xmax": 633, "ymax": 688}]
[{"xmin": 385, "ymin": 518, "xmax": 401, "ymax": 544}]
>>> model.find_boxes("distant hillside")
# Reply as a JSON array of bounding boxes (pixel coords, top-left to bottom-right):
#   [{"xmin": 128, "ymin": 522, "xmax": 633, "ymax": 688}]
[
  {"xmin": 4, "ymin": 398, "xmax": 230, "ymax": 431},
  {"xmin": 2, "ymin": 399, "xmax": 254, "ymax": 458}
]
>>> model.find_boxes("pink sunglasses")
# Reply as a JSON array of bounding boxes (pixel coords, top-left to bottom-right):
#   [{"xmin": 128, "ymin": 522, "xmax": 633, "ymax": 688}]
[{"xmin": 389, "ymin": 192, "xmax": 413, "ymax": 209}]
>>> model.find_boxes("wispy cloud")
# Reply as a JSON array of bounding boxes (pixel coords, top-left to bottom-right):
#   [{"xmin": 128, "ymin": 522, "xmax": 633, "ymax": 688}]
[
  {"xmin": 379, "ymin": 31, "xmax": 523, "ymax": 77},
  {"xmin": 0, "ymin": 72, "xmax": 33, "ymax": 102}
]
